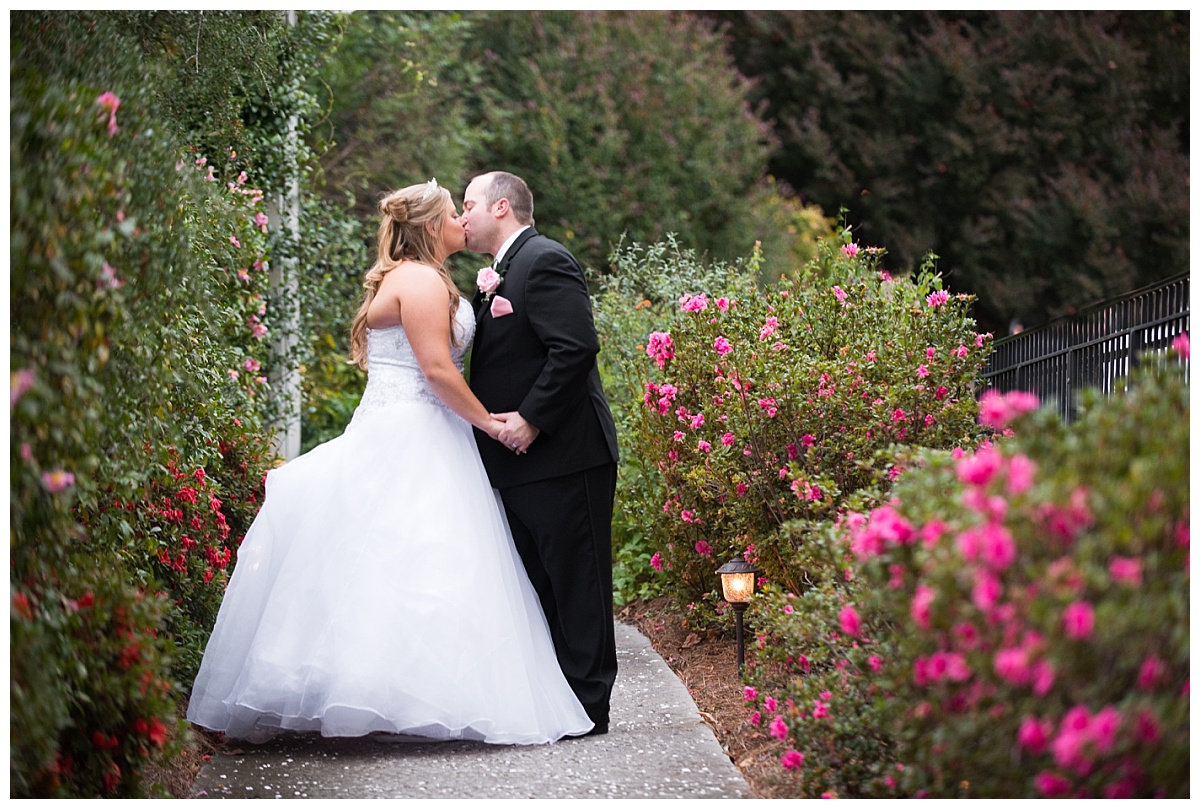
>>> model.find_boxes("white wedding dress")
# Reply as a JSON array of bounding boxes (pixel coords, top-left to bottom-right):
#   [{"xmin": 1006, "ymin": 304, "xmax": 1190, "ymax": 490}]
[{"xmin": 186, "ymin": 299, "xmax": 593, "ymax": 744}]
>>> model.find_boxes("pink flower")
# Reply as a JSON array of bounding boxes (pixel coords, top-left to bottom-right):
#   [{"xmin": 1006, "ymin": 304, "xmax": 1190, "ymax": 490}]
[
  {"xmin": 832, "ymin": 286, "xmax": 848, "ymax": 302},
  {"xmin": 839, "ymin": 606, "xmax": 862, "ymax": 637},
  {"xmin": 841, "ymin": 243, "xmax": 860, "ymax": 258},
  {"xmin": 780, "ymin": 750, "xmax": 805, "ymax": 770},
  {"xmin": 713, "ymin": 336, "xmax": 732, "ymax": 356},
  {"xmin": 891, "ymin": 408, "xmax": 907, "ymax": 422},
  {"xmin": 230, "ymin": 235, "xmax": 242, "ymax": 248},
  {"xmin": 954, "ymin": 344, "xmax": 969, "ymax": 358},
  {"xmin": 743, "ymin": 685, "xmax": 757, "ymax": 701},
  {"xmin": 811, "ymin": 700, "xmax": 829, "ymax": 719},
  {"xmin": 1062, "ymin": 601, "xmax": 1094, "ymax": 639},
  {"xmin": 694, "ymin": 540, "xmax": 712, "ymax": 557},
  {"xmin": 1173, "ymin": 332, "xmax": 1189, "ymax": 359},
  {"xmin": 759, "ymin": 316, "xmax": 779, "ymax": 340},
  {"xmin": 650, "ymin": 552, "xmax": 663, "ymax": 572},
  {"xmin": 1031, "ymin": 660, "xmax": 1056, "ymax": 695},
  {"xmin": 1006, "ymin": 453, "xmax": 1036, "ymax": 494},
  {"xmin": 41, "ymin": 470, "xmax": 76, "ymax": 493},
  {"xmin": 800, "ymin": 434, "xmax": 815, "ymax": 447},
  {"xmin": 97, "ymin": 262, "xmax": 124, "ymax": 290},
  {"xmin": 925, "ymin": 289, "xmax": 950, "ymax": 307},
  {"xmin": 934, "ymin": 385, "xmax": 949, "ymax": 400},
  {"xmin": 11, "ymin": 368, "xmax": 35, "ymax": 410},
  {"xmin": 253, "ymin": 211, "xmax": 269, "ymax": 233},
  {"xmin": 1137, "ymin": 656, "xmax": 1167, "ymax": 690},
  {"xmin": 917, "ymin": 364, "xmax": 930, "ymax": 378},
  {"xmin": 715, "ymin": 297, "xmax": 730, "ymax": 313},
  {"xmin": 865, "ymin": 350, "xmax": 877, "ymax": 362},
  {"xmin": 96, "ymin": 91, "xmax": 120, "ymax": 136},
  {"xmin": 911, "ymin": 585, "xmax": 935, "ymax": 629},
  {"xmin": 769, "ymin": 715, "xmax": 788, "ymax": 739},
  {"xmin": 242, "ymin": 357, "xmax": 261, "ymax": 372},
  {"xmin": 972, "ymin": 569, "xmax": 1003, "ymax": 611},
  {"xmin": 980, "ymin": 523, "xmax": 1017, "ymax": 570},
  {"xmin": 697, "ymin": 440, "xmax": 712, "ymax": 453},
  {"xmin": 1035, "ymin": 772, "xmax": 1073, "ymax": 798},
  {"xmin": 1018, "ymin": 717, "xmax": 1052, "ymax": 753},
  {"xmin": 994, "ymin": 647, "xmax": 1030, "ymax": 685},
  {"xmin": 721, "ymin": 432, "xmax": 735, "ymax": 446},
  {"xmin": 681, "ymin": 509, "xmax": 696, "ymax": 524},
  {"xmin": 868, "ymin": 655, "xmax": 882, "ymax": 672},
  {"xmin": 1109, "ymin": 556, "xmax": 1142, "ymax": 586},
  {"xmin": 1134, "ymin": 710, "xmax": 1160, "ymax": 744},
  {"xmin": 956, "ymin": 445, "xmax": 1002, "ymax": 486},
  {"xmin": 679, "ymin": 293, "xmax": 709, "ymax": 313},
  {"xmin": 646, "ymin": 331, "xmax": 675, "ymax": 368},
  {"xmin": 736, "ymin": 483, "xmax": 748, "ymax": 497},
  {"xmin": 978, "ymin": 389, "xmax": 1040, "ymax": 429}
]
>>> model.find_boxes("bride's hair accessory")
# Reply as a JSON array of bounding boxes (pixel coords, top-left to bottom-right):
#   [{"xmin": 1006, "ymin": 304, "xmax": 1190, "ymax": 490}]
[{"xmin": 421, "ymin": 178, "xmax": 440, "ymax": 201}]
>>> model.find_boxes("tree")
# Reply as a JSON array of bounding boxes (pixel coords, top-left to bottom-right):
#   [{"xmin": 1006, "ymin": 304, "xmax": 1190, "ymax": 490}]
[{"xmin": 708, "ymin": 11, "xmax": 1189, "ymax": 334}]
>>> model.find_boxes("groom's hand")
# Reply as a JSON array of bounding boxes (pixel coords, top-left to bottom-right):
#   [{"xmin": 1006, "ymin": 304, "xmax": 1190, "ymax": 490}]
[{"xmin": 493, "ymin": 411, "xmax": 540, "ymax": 455}]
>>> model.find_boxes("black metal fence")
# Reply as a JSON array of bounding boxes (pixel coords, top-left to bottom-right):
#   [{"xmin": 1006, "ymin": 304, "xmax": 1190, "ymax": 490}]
[{"xmin": 982, "ymin": 272, "xmax": 1189, "ymax": 421}]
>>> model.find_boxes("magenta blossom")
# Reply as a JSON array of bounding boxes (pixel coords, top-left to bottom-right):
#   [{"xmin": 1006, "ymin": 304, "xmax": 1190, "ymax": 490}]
[
  {"xmin": 832, "ymin": 286, "xmax": 847, "ymax": 303},
  {"xmin": 679, "ymin": 292, "xmax": 709, "ymax": 313},
  {"xmin": 713, "ymin": 335, "xmax": 732, "ymax": 355},
  {"xmin": 917, "ymin": 364, "xmax": 930, "ymax": 378},
  {"xmin": 716, "ymin": 296, "xmax": 730, "ymax": 313},
  {"xmin": 780, "ymin": 750, "xmax": 804, "ymax": 770},
  {"xmin": 1035, "ymin": 771, "xmax": 1073, "ymax": 798},
  {"xmin": 1062, "ymin": 601, "xmax": 1095, "ymax": 639},
  {"xmin": 42, "ymin": 470, "xmax": 76, "ymax": 493},
  {"xmin": 650, "ymin": 552, "xmax": 663, "ymax": 572},
  {"xmin": 978, "ymin": 389, "xmax": 1040, "ymax": 429},
  {"xmin": 1018, "ymin": 717, "xmax": 1052, "ymax": 754},
  {"xmin": 911, "ymin": 584, "xmax": 935, "ymax": 629},
  {"xmin": 925, "ymin": 289, "xmax": 950, "ymax": 307},
  {"xmin": 694, "ymin": 540, "xmax": 712, "ymax": 557},
  {"xmin": 646, "ymin": 331, "xmax": 675, "ymax": 369},
  {"xmin": 721, "ymin": 432, "xmax": 735, "ymax": 446},
  {"xmin": 838, "ymin": 605, "xmax": 862, "ymax": 637},
  {"xmin": 841, "ymin": 243, "xmax": 860, "ymax": 258},
  {"xmin": 96, "ymin": 91, "xmax": 120, "ymax": 136},
  {"xmin": 743, "ymin": 685, "xmax": 757, "ymax": 701},
  {"xmin": 769, "ymin": 715, "xmax": 788, "ymax": 739},
  {"xmin": 1173, "ymin": 331, "xmax": 1189, "ymax": 359}
]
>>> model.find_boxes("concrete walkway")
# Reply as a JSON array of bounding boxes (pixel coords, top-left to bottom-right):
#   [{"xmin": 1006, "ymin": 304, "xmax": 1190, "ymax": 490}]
[{"xmin": 191, "ymin": 621, "xmax": 750, "ymax": 799}]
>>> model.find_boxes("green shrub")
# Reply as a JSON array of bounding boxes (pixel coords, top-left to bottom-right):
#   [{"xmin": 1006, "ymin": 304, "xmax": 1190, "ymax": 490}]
[
  {"xmin": 617, "ymin": 231, "xmax": 990, "ymax": 614},
  {"xmin": 746, "ymin": 340, "xmax": 1190, "ymax": 798}
]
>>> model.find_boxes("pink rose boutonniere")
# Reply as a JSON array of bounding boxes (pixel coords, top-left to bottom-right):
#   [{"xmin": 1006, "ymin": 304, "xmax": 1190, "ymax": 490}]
[{"xmin": 477, "ymin": 266, "xmax": 502, "ymax": 302}]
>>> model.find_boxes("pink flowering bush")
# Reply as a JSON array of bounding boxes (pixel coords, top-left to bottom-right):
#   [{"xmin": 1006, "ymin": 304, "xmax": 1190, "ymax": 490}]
[
  {"xmin": 620, "ymin": 230, "xmax": 990, "ymax": 610},
  {"xmin": 747, "ymin": 348, "xmax": 1189, "ymax": 797}
]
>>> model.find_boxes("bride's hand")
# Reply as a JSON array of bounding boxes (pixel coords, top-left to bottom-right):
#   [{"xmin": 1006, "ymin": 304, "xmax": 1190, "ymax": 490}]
[{"xmin": 485, "ymin": 417, "xmax": 508, "ymax": 443}]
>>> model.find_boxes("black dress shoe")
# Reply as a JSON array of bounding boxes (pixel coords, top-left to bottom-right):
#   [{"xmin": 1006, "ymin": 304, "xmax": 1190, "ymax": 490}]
[{"xmin": 569, "ymin": 721, "xmax": 608, "ymax": 738}]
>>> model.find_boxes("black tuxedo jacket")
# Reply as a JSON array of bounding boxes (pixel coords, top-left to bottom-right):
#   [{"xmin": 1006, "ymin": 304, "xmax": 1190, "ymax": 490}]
[{"xmin": 469, "ymin": 228, "xmax": 619, "ymax": 489}]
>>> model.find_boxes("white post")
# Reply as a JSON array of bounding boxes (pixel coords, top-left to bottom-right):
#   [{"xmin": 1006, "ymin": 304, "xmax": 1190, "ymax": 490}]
[{"xmin": 270, "ymin": 8, "xmax": 302, "ymax": 460}]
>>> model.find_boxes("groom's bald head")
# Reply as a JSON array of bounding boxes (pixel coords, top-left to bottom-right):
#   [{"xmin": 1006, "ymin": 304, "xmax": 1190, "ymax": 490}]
[{"xmin": 476, "ymin": 171, "xmax": 535, "ymax": 226}]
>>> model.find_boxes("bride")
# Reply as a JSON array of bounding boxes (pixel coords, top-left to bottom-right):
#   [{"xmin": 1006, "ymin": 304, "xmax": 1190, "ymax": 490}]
[{"xmin": 185, "ymin": 180, "xmax": 594, "ymax": 744}]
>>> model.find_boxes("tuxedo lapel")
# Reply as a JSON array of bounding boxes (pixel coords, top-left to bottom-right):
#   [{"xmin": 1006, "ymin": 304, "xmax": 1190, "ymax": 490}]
[{"xmin": 496, "ymin": 227, "xmax": 539, "ymax": 276}]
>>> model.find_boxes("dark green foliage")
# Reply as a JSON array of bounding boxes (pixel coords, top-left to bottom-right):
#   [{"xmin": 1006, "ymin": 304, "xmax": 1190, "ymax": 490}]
[{"xmin": 708, "ymin": 10, "xmax": 1189, "ymax": 334}]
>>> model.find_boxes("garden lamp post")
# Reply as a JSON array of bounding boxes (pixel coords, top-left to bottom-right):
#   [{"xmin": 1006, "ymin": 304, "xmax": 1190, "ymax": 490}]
[{"xmin": 716, "ymin": 557, "xmax": 759, "ymax": 676}]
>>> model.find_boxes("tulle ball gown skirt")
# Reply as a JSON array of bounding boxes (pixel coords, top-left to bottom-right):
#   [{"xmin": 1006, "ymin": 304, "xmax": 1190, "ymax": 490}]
[{"xmin": 185, "ymin": 398, "xmax": 593, "ymax": 745}]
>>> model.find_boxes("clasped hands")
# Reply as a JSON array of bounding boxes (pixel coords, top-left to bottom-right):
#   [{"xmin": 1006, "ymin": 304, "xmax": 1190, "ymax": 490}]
[{"xmin": 486, "ymin": 411, "xmax": 539, "ymax": 455}]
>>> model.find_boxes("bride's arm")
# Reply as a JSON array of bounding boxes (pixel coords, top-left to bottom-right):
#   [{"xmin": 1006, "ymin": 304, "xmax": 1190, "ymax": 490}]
[{"xmin": 396, "ymin": 267, "xmax": 504, "ymax": 440}]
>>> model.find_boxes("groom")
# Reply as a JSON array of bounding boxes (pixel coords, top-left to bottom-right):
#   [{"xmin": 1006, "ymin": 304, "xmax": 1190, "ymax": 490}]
[{"xmin": 461, "ymin": 171, "xmax": 619, "ymax": 735}]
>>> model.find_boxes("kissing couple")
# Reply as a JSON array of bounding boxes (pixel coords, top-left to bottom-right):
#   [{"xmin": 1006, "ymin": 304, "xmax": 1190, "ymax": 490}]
[{"xmin": 187, "ymin": 172, "xmax": 620, "ymax": 744}]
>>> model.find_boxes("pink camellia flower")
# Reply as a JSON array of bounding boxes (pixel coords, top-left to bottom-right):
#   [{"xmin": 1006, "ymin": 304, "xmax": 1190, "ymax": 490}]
[
  {"xmin": 694, "ymin": 540, "xmax": 712, "ymax": 557},
  {"xmin": 697, "ymin": 440, "xmax": 712, "ymax": 453},
  {"xmin": 868, "ymin": 655, "xmax": 882, "ymax": 672},
  {"xmin": 911, "ymin": 584, "xmax": 935, "ymax": 629},
  {"xmin": 925, "ymin": 289, "xmax": 950, "ymax": 307},
  {"xmin": 743, "ymin": 685, "xmax": 757, "ymax": 701},
  {"xmin": 917, "ymin": 364, "xmax": 930, "ymax": 378},
  {"xmin": 972, "ymin": 568, "xmax": 1003, "ymax": 611},
  {"xmin": 832, "ymin": 286, "xmax": 848, "ymax": 302},
  {"xmin": 956, "ymin": 445, "xmax": 1002, "ymax": 487},
  {"xmin": 97, "ymin": 262, "xmax": 124, "ymax": 290},
  {"xmin": 1134, "ymin": 710, "xmax": 1161, "ymax": 744},
  {"xmin": 715, "ymin": 297, "xmax": 730, "ymax": 313},
  {"xmin": 1173, "ymin": 331, "xmax": 1189, "ymax": 359},
  {"xmin": 646, "ymin": 331, "xmax": 675, "ymax": 369},
  {"xmin": 680, "ymin": 509, "xmax": 696, "ymax": 523},
  {"xmin": 839, "ymin": 606, "xmax": 862, "ymax": 637},
  {"xmin": 769, "ymin": 715, "xmax": 789, "ymax": 739},
  {"xmin": 672, "ymin": 430, "xmax": 685, "ymax": 442},
  {"xmin": 841, "ymin": 243, "xmax": 860, "ymax": 258},
  {"xmin": 736, "ymin": 482, "xmax": 748, "ymax": 497},
  {"xmin": 11, "ymin": 368, "xmax": 35, "ymax": 410},
  {"xmin": 96, "ymin": 91, "xmax": 120, "ymax": 136},
  {"xmin": 811, "ymin": 700, "xmax": 829, "ymax": 720},
  {"xmin": 1109, "ymin": 556, "xmax": 1142, "ymax": 586},
  {"xmin": 780, "ymin": 750, "xmax": 805, "ymax": 771},
  {"xmin": 954, "ymin": 344, "xmax": 969, "ymax": 358},
  {"xmin": 253, "ymin": 211, "xmax": 269, "ymax": 233},
  {"xmin": 1031, "ymin": 660, "xmax": 1056, "ymax": 696},
  {"xmin": 980, "ymin": 522, "xmax": 1017, "ymax": 570},
  {"xmin": 1137, "ymin": 656, "xmax": 1168, "ymax": 690},
  {"xmin": 242, "ymin": 357, "xmax": 261, "ymax": 372},
  {"xmin": 1090, "ymin": 706, "xmax": 1120, "ymax": 753},
  {"xmin": 749, "ymin": 711, "xmax": 761, "ymax": 725},
  {"xmin": 1062, "ymin": 601, "xmax": 1095, "ymax": 639},
  {"xmin": 994, "ymin": 647, "xmax": 1030, "ymax": 685},
  {"xmin": 759, "ymin": 316, "xmax": 779, "ymax": 341},
  {"xmin": 650, "ymin": 552, "xmax": 663, "ymax": 572},
  {"xmin": 934, "ymin": 385, "xmax": 949, "ymax": 400},
  {"xmin": 865, "ymin": 350, "xmax": 877, "ymax": 362},
  {"xmin": 42, "ymin": 470, "xmax": 76, "ymax": 493},
  {"xmin": 679, "ymin": 292, "xmax": 709, "ymax": 313},
  {"xmin": 1006, "ymin": 453, "xmax": 1036, "ymax": 495},
  {"xmin": 978, "ymin": 389, "xmax": 1040, "ymax": 429},
  {"xmin": 1035, "ymin": 771, "xmax": 1073, "ymax": 798},
  {"xmin": 764, "ymin": 696, "xmax": 778, "ymax": 713},
  {"xmin": 713, "ymin": 336, "xmax": 733, "ymax": 356},
  {"xmin": 721, "ymin": 432, "xmax": 735, "ymax": 447}
]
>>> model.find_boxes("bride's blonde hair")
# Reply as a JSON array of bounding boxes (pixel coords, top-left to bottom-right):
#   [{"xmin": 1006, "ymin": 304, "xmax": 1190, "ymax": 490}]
[{"xmin": 350, "ymin": 182, "xmax": 461, "ymax": 369}]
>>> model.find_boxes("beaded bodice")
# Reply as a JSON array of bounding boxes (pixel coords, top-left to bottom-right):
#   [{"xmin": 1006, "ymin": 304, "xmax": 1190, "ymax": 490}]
[{"xmin": 356, "ymin": 299, "xmax": 475, "ymax": 414}]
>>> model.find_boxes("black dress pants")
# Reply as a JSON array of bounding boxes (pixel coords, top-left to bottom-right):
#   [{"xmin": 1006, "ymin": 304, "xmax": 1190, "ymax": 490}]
[{"xmin": 499, "ymin": 462, "xmax": 618, "ymax": 726}]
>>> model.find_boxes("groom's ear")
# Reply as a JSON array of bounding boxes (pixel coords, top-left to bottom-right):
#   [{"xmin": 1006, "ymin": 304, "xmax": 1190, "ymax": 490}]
[{"xmin": 492, "ymin": 198, "xmax": 510, "ymax": 218}]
